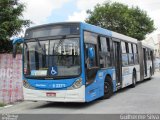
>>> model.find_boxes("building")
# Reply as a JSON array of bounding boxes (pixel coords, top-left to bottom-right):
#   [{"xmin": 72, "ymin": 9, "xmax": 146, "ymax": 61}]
[{"xmin": 145, "ymin": 32, "xmax": 160, "ymax": 58}]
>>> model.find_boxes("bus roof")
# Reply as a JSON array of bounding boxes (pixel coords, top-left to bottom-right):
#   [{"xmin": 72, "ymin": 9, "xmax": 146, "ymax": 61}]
[
  {"xmin": 26, "ymin": 22, "xmax": 80, "ymax": 31},
  {"xmin": 81, "ymin": 22, "xmax": 137, "ymax": 43},
  {"xmin": 26, "ymin": 22, "xmax": 138, "ymax": 44},
  {"xmin": 112, "ymin": 31, "xmax": 137, "ymax": 43}
]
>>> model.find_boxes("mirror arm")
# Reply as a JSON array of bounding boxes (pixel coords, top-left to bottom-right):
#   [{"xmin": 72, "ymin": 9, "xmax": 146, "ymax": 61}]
[
  {"xmin": 12, "ymin": 38, "xmax": 24, "ymax": 58},
  {"xmin": 12, "ymin": 38, "xmax": 24, "ymax": 45}
]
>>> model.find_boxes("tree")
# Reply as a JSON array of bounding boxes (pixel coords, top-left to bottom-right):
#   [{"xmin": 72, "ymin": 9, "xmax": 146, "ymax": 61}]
[
  {"xmin": 85, "ymin": 2, "xmax": 155, "ymax": 40},
  {"xmin": 0, "ymin": 0, "xmax": 31, "ymax": 53}
]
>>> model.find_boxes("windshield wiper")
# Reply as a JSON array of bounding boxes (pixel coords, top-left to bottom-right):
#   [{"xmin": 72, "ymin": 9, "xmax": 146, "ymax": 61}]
[
  {"xmin": 53, "ymin": 39, "xmax": 65, "ymax": 55},
  {"xmin": 24, "ymin": 42, "xmax": 28, "ymax": 50},
  {"xmin": 35, "ymin": 38, "xmax": 45, "ymax": 53}
]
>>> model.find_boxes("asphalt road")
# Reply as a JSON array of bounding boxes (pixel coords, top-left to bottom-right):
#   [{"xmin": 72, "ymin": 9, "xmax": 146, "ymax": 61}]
[{"xmin": 0, "ymin": 72, "xmax": 160, "ymax": 114}]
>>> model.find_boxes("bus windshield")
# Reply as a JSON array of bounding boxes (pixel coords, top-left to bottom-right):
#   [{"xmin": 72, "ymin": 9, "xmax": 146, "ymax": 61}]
[{"xmin": 24, "ymin": 38, "xmax": 81, "ymax": 78}]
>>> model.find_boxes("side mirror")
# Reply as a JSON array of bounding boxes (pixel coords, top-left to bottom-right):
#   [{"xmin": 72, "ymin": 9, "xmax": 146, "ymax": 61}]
[
  {"xmin": 12, "ymin": 38, "xmax": 24, "ymax": 58},
  {"xmin": 88, "ymin": 47, "xmax": 95, "ymax": 60}
]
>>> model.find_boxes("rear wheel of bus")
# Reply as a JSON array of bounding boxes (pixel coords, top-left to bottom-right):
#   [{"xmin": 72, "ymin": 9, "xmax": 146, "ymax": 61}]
[
  {"xmin": 149, "ymin": 67, "xmax": 152, "ymax": 80},
  {"xmin": 131, "ymin": 71, "xmax": 137, "ymax": 88}
]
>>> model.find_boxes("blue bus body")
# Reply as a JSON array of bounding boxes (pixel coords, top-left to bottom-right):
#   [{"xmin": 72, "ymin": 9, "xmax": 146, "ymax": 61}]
[{"xmin": 13, "ymin": 22, "xmax": 154, "ymax": 102}]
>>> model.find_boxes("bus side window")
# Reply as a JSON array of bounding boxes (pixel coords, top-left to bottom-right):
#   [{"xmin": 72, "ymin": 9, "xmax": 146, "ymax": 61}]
[
  {"xmin": 145, "ymin": 49, "xmax": 148, "ymax": 61},
  {"xmin": 148, "ymin": 49, "xmax": 151, "ymax": 60},
  {"xmin": 133, "ymin": 44, "xmax": 138, "ymax": 64},
  {"xmin": 106, "ymin": 37, "xmax": 111, "ymax": 67},
  {"xmin": 99, "ymin": 37, "xmax": 107, "ymax": 68},
  {"xmin": 84, "ymin": 31, "xmax": 98, "ymax": 69},
  {"xmin": 128, "ymin": 43, "xmax": 134, "ymax": 65},
  {"xmin": 99, "ymin": 37, "xmax": 111, "ymax": 68},
  {"xmin": 121, "ymin": 41, "xmax": 128, "ymax": 66},
  {"xmin": 150, "ymin": 50, "xmax": 153, "ymax": 61}
]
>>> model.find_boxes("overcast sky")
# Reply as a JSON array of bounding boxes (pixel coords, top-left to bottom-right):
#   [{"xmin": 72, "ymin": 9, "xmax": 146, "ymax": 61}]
[{"xmin": 20, "ymin": 0, "xmax": 160, "ymax": 34}]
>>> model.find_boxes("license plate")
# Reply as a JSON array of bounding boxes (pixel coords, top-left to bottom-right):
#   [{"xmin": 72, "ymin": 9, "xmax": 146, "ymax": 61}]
[{"xmin": 46, "ymin": 92, "xmax": 56, "ymax": 97}]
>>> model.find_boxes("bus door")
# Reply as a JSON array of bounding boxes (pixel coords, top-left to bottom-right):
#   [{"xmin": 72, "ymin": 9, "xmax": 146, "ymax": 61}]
[
  {"xmin": 84, "ymin": 31, "xmax": 99, "ymax": 85},
  {"xmin": 150, "ymin": 50, "xmax": 154, "ymax": 74},
  {"xmin": 113, "ymin": 40, "xmax": 121, "ymax": 87},
  {"xmin": 143, "ymin": 48, "xmax": 147, "ymax": 76}
]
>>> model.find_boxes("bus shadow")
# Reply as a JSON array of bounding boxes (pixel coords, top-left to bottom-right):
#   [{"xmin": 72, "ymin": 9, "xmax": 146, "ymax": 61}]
[
  {"xmin": 113, "ymin": 78, "xmax": 153, "ymax": 95},
  {"xmin": 33, "ymin": 99, "xmax": 101, "ymax": 109},
  {"xmin": 32, "ymin": 78, "xmax": 153, "ymax": 109}
]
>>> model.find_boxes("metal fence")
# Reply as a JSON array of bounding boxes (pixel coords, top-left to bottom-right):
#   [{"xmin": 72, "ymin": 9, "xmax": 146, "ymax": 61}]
[{"xmin": 0, "ymin": 54, "xmax": 23, "ymax": 104}]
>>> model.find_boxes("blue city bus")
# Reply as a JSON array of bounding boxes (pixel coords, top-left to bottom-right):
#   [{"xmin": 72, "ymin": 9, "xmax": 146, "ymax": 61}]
[{"xmin": 13, "ymin": 22, "xmax": 154, "ymax": 102}]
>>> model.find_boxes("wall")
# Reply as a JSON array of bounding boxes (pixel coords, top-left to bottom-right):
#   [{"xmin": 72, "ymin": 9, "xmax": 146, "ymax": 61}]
[{"xmin": 0, "ymin": 54, "xmax": 23, "ymax": 104}]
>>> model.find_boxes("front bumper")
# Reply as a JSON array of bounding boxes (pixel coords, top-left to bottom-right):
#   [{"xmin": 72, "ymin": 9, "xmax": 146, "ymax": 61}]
[{"xmin": 23, "ymin": 86, "xmax": 85, "ymax": 102}]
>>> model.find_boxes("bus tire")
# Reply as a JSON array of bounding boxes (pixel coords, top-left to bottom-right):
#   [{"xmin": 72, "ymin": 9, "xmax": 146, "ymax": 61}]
[
  {"xmin": 131, "ymin": 71, "xmax": 136, "ymax": 88},
  {"xmin": 149, "ymin": 67, "xmax": 152, "ymax": 80},
  {"xmin": 103, "ymin": 76, "xmax": 113, "ymax": 99}
]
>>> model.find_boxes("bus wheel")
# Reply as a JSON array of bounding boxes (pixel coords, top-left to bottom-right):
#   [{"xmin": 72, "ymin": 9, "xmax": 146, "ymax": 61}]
[
  {"xmin": 149, "ymin": 68, "xmax": 152, "ymax": 79},
  {"xmin": 103, "ymin": 76, "xmax": 113, "ymax": 99},
  {"xmin": 131, "ymin": 72, "xmax": 136, "ymax": 88}
]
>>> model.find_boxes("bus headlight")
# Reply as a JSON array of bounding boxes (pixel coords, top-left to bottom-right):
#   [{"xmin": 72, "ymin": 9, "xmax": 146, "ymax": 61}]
[{"xmin": 68, "ymin": 78, "xmax": 82, "ymax": 90}]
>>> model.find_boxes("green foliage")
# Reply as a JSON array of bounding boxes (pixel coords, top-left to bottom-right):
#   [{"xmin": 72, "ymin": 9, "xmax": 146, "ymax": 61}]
[
  {"xmin": 85, "ymin": 2, "xmax": 155, "ymax": 40},
  {"xmin": 0, "ymin": 0, "xmax": 31, "ymax": 53},
  {"xmin": 0, "ymin": 102, "xmax": 6, "ymax": 107}
]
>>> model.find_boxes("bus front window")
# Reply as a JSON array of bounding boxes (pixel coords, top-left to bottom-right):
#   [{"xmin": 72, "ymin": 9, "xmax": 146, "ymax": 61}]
[{"xmin": 24, "ymin": 38, "xmax": 81, "ymax": 78}]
